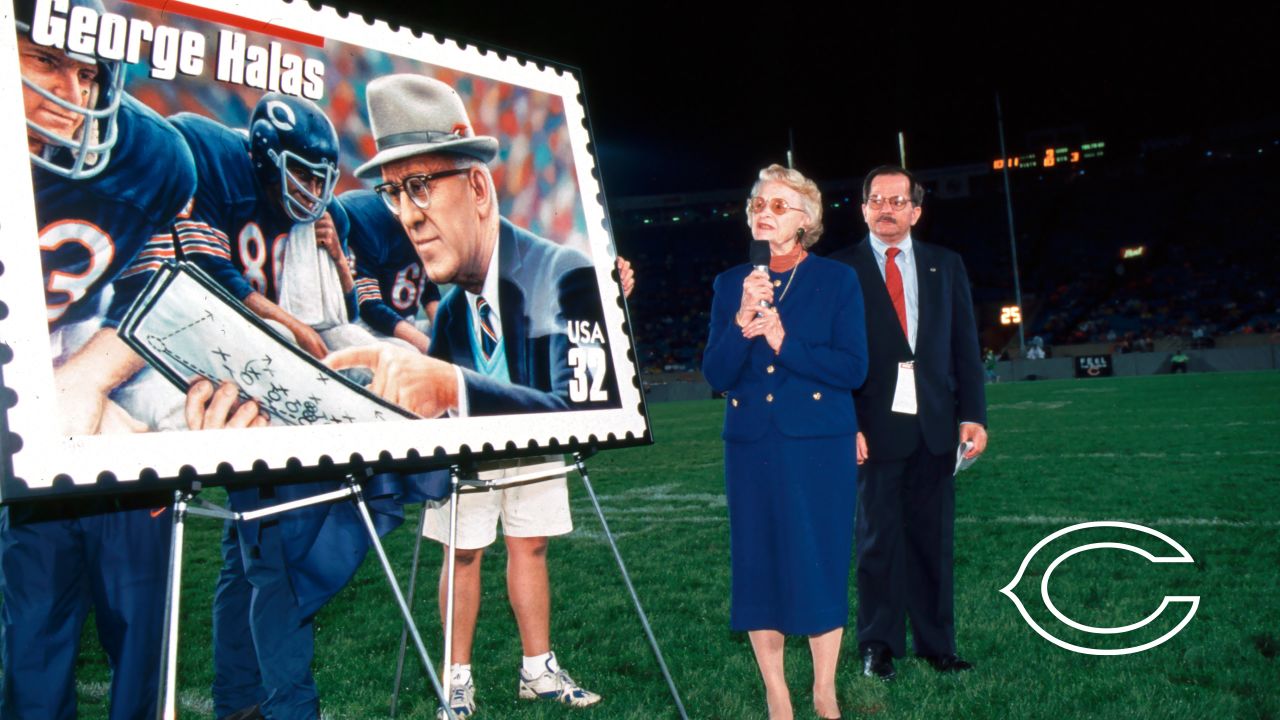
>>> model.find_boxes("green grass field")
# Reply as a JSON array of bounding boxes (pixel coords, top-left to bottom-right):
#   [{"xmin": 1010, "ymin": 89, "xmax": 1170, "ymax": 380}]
[{"xmin": 50, "ymin": 371, "xmax": 1280, "ymax": 718}]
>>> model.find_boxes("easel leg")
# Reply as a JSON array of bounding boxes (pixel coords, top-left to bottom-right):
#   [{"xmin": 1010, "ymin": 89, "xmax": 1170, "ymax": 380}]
[
  {"xmin": 346, "ymin": 477, "xmax": 458, "ymax": 720},
  {"xmin": 442, "ymin": 466, "xmax": 461, "ymax": 700},
  {"xmin": 573, "ymin": 454, "xmax": 689, "ymax": 720},
  {"xmin": 157, "ymin": 488, "xmax": 192, "ymax": 720},
  {"xmin": 389, "ymin": 501, "xmax": 429, "ymax": 718}
]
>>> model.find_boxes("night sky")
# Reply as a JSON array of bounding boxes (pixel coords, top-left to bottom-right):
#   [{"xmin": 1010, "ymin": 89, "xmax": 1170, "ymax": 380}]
[{"xmin": 325, "ymin": 1, "xmax": 1276, "ymax": 197}]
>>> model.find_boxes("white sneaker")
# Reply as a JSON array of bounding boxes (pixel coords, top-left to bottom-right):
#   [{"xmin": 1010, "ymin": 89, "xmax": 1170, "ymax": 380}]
[
  {"xmin": 518, "ymin": 665, "xmax": 601, "ymax": 707},
  {"xmin": 438, "ymin": 677, "xmax": 475, "ymax": 718}
]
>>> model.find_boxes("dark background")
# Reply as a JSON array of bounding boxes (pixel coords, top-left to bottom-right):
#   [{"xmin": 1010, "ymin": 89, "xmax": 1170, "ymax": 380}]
[{"xmin": 320, "ymin": 0, "xmax": 1276, "ymax": 196}]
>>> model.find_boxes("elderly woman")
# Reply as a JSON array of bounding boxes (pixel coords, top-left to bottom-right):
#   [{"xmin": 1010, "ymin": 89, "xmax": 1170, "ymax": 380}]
[{"xmin": 702, "ymin": 164, "xmax": 867, "ymax": 720}]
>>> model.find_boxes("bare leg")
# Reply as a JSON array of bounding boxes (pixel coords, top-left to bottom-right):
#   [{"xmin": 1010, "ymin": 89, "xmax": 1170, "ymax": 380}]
[
  {"xmin": 438, "ymin": 547, "xmax": 484, "ymax": 664},
  {"xmin": 809, "ymin": 627, "xmax": 843, "ymax": 719},
  {"xmin": 505, "ymin": 535, "xmax": 551, "ymax": 657},
  {"xmin": 748, "ymin": 630, "xmax": 792, "ymax": 720}
]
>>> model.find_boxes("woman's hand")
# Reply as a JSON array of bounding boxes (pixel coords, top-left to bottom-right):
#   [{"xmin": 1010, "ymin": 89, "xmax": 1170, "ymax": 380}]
[
  {"xmin": 742, "ymin": 306, "xmax": 785, "ymax": 354},
  {"xmin": 736, "ymin": 270, "xmax": 774, "ymax": 327}
]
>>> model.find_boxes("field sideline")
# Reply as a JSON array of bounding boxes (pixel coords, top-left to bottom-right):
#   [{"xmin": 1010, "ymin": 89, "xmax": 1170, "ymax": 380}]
[{"xmin": 27, "ymin": 371, "xmax": 1280, "ymax": 718}]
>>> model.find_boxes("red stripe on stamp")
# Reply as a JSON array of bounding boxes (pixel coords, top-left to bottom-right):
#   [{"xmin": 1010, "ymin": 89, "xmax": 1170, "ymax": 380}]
[{"xmin": 121, "ymin": 0, "xmax": 326, "ymax": 47}]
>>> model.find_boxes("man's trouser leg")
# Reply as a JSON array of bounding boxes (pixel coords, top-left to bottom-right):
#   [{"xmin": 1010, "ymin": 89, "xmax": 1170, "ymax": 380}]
[
  {"xmin": 213, "ymin": 520, "xmax": 267, "ymax": 718},
  {"xmin": 854, "ymin": 457, "xmax": 910, "ymax": 657},
  {"xmin": 85, "ymin": 506, "xmax": 172, "ymax": 720},
  {"xmin": 0, "ymin": 507, "xmax": 89, "ymax": 720},
  {"xmin": 242, "ymin": 520, "xmax": 319, "ymax": 720}
]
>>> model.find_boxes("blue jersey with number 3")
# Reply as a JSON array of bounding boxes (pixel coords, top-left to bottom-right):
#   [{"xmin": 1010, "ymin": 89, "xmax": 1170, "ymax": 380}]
[{"xmin": 35, "ymin": 94, "xmax": 196, "ymax": 331}]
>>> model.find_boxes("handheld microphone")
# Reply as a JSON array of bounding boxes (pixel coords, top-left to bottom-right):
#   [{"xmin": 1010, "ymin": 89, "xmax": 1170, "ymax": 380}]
[
  {"xmin": 750, "ymin": 239, "xmax": 770, "ymax": 273},
  {"xmin": 749, "ymin": 240, "xmax": 771, "ymax": 309}
]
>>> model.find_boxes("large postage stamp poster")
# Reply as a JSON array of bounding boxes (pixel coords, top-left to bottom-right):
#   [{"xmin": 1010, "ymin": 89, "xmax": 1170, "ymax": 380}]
[{"xmin": 0, "ymin": 0, "xmax": 648, "ymax": 499}]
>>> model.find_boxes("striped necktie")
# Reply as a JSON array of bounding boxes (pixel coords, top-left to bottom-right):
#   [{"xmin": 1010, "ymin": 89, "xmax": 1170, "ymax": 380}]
[{"xmin": 476, "ymin": 296, "xmax": 499, "ymax": 361}]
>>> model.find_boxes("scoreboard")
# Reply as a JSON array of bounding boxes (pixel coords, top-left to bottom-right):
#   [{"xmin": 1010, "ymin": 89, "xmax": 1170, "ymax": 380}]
[{"xmin": 993, "ymin": 141, "xmax": 1105, "ymax": 171}]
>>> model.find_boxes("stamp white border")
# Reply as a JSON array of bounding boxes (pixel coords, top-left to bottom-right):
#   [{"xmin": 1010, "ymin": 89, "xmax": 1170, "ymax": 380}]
[{"xmin": 0, "ymin": 0, "xmax": 649, "ymax": 497}]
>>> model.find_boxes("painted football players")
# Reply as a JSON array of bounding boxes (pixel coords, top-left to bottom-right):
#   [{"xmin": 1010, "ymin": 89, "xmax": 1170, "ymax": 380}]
[
  {"xmin": 341, "ymin": 188, "xmax": 441, "ymax": 352},
  {"xmin": 168, "ymin": 92, "xmax": 354, "ymax": 360},
  {"xmin": 1, "ymin": 0, "xmax": 197, "ymax": 718},
  {"xmin": 165, "ymin": 92, "xmax": 387, "ymax": 720}
]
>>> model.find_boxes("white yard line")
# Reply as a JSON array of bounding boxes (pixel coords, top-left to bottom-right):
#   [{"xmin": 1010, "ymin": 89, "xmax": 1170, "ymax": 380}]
[
  {"xmin": 989, "ymin": 449, "xmax": 1280, "ymax": 460},
  {"xmin": 955, "ymin": 514, "xmax": 1280, "ymax": 528},
  {"xmin": 996, "ymin": 419, "xmax": 1280, "ymax": 433},
  {"xmin": 566, "ymin": 507, "xmax": 1279, "ymax": 533}
]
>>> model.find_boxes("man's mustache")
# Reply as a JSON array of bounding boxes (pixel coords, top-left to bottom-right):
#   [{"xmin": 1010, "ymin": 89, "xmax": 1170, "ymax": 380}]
[{"xmin": 876, "ymin": 215, "xmax": 897, "ymax": 224}]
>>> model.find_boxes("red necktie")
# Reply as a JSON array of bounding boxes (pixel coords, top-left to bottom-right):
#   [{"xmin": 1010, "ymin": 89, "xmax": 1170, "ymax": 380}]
[{"xmin": 884, "ymin": 247, "xmax": 908, "ymax": 340}]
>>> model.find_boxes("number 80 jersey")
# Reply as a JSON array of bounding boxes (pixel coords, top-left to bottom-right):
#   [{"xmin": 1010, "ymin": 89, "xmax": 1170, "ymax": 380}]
[
  {"xmin": 167, "ymin": 112, "xmax": 347, "ymax": 304},
  {"xmin": 35, "ymin": 95, "xmax": 196, "ymax": 330}
]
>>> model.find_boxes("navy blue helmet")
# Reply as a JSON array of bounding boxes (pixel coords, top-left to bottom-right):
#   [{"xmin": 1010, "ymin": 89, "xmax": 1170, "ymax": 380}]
[
  {"xmin": 15, "ymin": 0, "xmax": 125, "ymax": 180},
  {"xmin": 249, "ymin": 93, "xmax": 340, "ymax": 224}
]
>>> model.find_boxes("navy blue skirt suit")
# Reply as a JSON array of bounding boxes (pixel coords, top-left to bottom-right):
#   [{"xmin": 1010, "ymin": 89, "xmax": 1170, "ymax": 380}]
[{"xmin": 702, "ymin": 255, "xmax": 868, "ymax": 634}]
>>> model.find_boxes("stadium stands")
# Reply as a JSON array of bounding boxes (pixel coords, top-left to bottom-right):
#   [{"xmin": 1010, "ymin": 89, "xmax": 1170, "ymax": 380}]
[{"xmin": 612, "ymin": 128, "xmax": 1280, "ymax": 372}]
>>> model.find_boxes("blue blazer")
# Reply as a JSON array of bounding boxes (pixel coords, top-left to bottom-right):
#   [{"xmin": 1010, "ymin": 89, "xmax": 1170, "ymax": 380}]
[
  {"xmin": 830, "ymin": 238, "xmax": 986, "ymax": 459},
  {"xmin": 430, "ymin": 218, "xmax": 617, "ymax": 416},
  {"xmin": 703, "ymin": 255, "xmax": 868, "ymax": 441}
]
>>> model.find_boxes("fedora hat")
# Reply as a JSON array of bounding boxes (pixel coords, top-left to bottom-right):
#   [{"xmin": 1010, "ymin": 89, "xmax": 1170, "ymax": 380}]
[{"xmin": 355, "ymin": 74, "xmax": 499, "ymax": 179}]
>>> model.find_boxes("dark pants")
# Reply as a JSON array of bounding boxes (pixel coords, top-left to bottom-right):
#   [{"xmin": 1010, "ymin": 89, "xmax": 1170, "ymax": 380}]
[
  {"xmin": 1, "ymin": 502, "xmax": 172, "ymax": 720},
  {"xmin": 211, "ymin": 517, "xmax": 318, "ymax": 720},
  {"xmin": 854, "ymin": 438, "xmax": 956, "ymax": 658}
]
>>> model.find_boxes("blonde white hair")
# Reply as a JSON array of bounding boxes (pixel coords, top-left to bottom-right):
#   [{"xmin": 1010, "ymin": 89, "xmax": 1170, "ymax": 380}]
[{"xmin": 747, "ymin": 163, "xmax": 824, "ymax": 248}]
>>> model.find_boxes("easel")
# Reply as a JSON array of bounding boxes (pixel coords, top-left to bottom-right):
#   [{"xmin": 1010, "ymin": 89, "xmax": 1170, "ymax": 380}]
[
  {"xmin": 156, "ymin": 472, "xmax": 461, "ymax": 720},
  {"xmin": 389, "ymin": 452, "xmax": 689, "ymax": 720}
]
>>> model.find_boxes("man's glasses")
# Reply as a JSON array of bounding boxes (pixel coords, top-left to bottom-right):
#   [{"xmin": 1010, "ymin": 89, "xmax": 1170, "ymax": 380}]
[
  {"xmin": 374, "ymin": 168, "xmax": 470, "ymax": 214},
  {"xmin": 865, "ymin": 194, "xmax": 912, "ymax": 211},
  {"xmin": 747, "ymin": 196, "xmax": 807, "ymax": 216}
]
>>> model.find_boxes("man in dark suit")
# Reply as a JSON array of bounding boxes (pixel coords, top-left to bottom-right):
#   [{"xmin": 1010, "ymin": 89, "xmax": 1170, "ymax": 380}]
[
  {"xmin": 830, "ymin": 165, "xmax": 988, "ymax": 680},
  {"xmin": 327, "ymin": 74, "xmax": 625, "ymax": 717}
]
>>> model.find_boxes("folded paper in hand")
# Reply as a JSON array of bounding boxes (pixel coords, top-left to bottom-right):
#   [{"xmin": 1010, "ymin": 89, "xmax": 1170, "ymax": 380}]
[{"xmin": 955, "ymin": 440, "xmax": 978, "ymax": 474}]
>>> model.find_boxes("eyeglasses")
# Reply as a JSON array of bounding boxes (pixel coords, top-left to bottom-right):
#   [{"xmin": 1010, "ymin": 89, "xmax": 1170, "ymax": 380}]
[
  {"xmin": 374, "ymin": 168, "xmax": 471, "ymax": 214},
  {"xmin": 747, "ymin": 196, "xmax": 807, "ymax": 216},
  {"xmin": 865, "ymin": 194, "xmax": 912, "ymax": 211}
]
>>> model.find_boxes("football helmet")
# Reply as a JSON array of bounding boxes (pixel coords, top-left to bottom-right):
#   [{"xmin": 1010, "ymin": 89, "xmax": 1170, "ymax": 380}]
[
  {"xmin": 16, "ymin": 0, "xmax": 125, "ymax": 181},
  {"xmin": 249, "ymin": 93, "xmax": 340, "ymax": 224}
]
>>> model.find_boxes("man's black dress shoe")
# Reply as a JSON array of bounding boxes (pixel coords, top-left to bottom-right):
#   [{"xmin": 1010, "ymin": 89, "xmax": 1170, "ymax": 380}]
[
  {"xmin": 861, "ymin": 645, "xmax": 896, "ymax": 681},
  {"xmin": 921, "ymin": 654, "xmax": 974, "ymax": 672}
]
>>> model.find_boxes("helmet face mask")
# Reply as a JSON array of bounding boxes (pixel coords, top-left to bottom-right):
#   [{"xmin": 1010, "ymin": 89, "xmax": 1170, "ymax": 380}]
[
  {"xmin": 273, "ymin": 148, "xmax": 340, "ymax": 224},
  {"xmin": 17, "ymin": 0, "xmax": 124, "ymax": 181},
  {"xmin": 250, "ymin": 94, "xmax": 341, "ymax": 225}
]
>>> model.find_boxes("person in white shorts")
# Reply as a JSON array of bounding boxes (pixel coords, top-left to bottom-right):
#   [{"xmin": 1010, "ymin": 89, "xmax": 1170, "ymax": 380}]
[
  {"xmin": 422, "ymin": 454, "xmax": 593, "ymax": 716},
  {"xmin": 326, "ymin": 73, "xmax": 636, "ymax": 718}
]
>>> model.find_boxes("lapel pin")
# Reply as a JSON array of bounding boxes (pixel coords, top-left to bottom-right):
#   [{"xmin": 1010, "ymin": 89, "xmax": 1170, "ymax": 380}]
[{"xmin": 930, "ymin": 267, "xmax": 937, "ymax": 272}]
